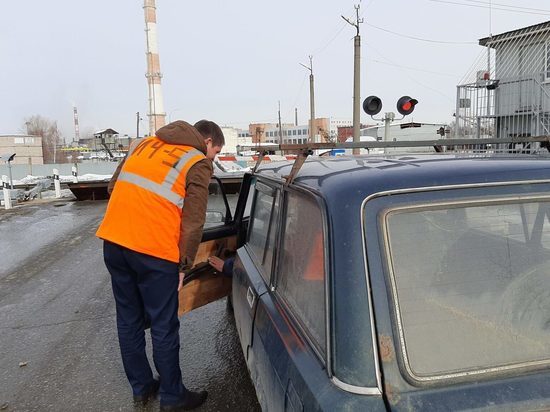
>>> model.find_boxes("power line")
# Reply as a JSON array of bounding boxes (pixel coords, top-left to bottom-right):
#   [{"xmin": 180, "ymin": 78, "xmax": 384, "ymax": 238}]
[
  {"xmin": 369, "ymin": 59, "xmax": 460, "ymax": 78},
  {"xmin": 366, "ymin": 42, "xmax": 455, "ymax": 102},
  {"xmin": 287, "ymin": 72, "xmax": 308, "ymax": 120},
  {"xmin": 428, "ymin": 0, "xmax": 550, "ymax": 16},
  {"xmin": 311, "ymin": 5, "xmax": 358, "ymax": 56},
  {"xmin": 460, "ymin": 0, "xmax": 550, "ymax": 13},
  {"xmin": 365, "ymin": 21, "xmax": 476, "ymax": 44},
  {"xmin": 311, "ymin": 22, "xmax": 347, "ymax": 55},
  {"xmin": 364, "ymin": 0, "xmax": 377, "ymax": 10}
]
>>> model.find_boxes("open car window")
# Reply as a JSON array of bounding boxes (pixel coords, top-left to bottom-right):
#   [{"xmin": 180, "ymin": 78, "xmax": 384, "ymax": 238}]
[{"xmin": 204, "ymin": 177, "xmax": 240, "ymax": 229}]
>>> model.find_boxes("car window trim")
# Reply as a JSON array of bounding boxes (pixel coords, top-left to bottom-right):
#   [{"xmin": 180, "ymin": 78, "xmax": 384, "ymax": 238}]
[
  {"xmin": 271, "ymin": 185, "xmax": 330, "ymax": 366},
  {"xmin": 259, "ymin": 188, "xmax": 281, "ymax": 279},
  {"xmin": 359, "ymin": 178, "xmax": 550, "ymax": 395},
  {"xmin": 246, "ymin": 178, "xmax": 281, "ymax": 286},
  {"xmin": 234, "ymin": 173, "xmax": 255, "ymax": 225},
  {"xmin": 381, "ymin": 193, "xmax": 550, "ymax": 383},
  {"xmin": 210, "ymin": 176, "xmax": 233, "ymax": 223}
]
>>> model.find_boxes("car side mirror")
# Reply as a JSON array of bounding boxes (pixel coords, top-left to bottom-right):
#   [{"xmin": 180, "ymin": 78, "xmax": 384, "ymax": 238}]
[{"xmin": 205, "ymin": 211, "xmax": 224, "ymax": 224}]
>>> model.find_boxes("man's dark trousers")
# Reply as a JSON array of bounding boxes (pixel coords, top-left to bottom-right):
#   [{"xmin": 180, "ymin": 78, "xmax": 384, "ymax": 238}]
[{"xmin": 103, "ymin": 241, "xmax": 188, "ymax": 405}]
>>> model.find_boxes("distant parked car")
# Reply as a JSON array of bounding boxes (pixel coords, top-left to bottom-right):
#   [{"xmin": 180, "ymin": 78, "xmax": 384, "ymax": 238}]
[{"xmin": 186, "ymin": 153, "xmax": 550, "ymax": 411}]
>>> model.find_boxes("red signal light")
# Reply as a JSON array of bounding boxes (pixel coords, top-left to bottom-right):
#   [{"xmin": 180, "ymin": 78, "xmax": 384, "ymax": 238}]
[{"xmin": 396, "ymin": 96, "xmax": 418, "ymax": 116}]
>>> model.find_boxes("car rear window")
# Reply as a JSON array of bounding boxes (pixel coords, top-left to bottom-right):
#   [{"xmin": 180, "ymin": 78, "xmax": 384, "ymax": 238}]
[{"xmin": 382, "ymin": 199, "xmax": 550, "ymax": 380}]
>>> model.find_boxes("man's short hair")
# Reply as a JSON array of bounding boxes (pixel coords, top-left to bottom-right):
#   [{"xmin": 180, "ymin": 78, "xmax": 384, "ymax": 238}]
[{"xmin": 194, "ymin": 120, "xmax": 225, "ymax": 147}]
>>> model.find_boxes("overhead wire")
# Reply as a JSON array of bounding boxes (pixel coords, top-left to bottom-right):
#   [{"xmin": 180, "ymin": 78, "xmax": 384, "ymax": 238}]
[
  {"xmin": 365, "ymin": 21, "xmax": 477, "ymax": 44},
  {"xmin": 366, "ymin": 42, "xmax": 456, "ymax": 102},
  {"xmin": 285, "ymin": 4, "xmax": 358, "ymax": 120},
  {"xmin": 311, "ymin": 23, "xmax": 347, "ymax": 56},
  {"xmin": 286, "ymin": 72, "xmax": 309, "ymax": 120},
  {"xmin": 364, "ymin": 0, "xmax": 377, "ymax": 10},
  {"xmin": 458, "ymin": 0, "xmax": 550, "ymax": 13},
  {"xmin": 311, "ymin": 4, "xmax": 358, "ymax": 56},
  {"xmin": 368, "ymin": 59, "xmax": 460, "ymax": 78},
  {"xmin": 428, "ymin": 0, "xmax": 550, "ymax": 16}
]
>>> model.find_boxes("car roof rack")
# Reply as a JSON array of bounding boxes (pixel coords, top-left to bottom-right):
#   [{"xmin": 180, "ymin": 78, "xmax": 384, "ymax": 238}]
[{"xmin": 240, "ymin": 135, "xmax": 550, "ymax": 185}]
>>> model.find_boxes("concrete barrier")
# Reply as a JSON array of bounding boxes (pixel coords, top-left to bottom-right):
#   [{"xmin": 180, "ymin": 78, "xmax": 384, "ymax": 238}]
[
  {"xmin": 53, "ymin": 169, "xmax": 61, "ymax": 198},
  {"xmin": 2, "ymin": 175, "xmax": 12, "ymax": 209}
]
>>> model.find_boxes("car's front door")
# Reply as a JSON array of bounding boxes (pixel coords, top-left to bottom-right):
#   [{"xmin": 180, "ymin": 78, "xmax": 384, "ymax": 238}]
[
  {"xmin": 178, "ymin": 176, "xmax": 241, "ymax": 316},
  {"xmin": 232, "ymin": 179, "xmax": 280, "ymax": 359}
]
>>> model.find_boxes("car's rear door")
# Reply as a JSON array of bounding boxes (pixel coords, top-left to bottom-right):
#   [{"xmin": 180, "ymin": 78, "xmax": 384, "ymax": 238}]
[{"xmin": 248, "ymin": 186, "xmax": 341, "ymax": 410}]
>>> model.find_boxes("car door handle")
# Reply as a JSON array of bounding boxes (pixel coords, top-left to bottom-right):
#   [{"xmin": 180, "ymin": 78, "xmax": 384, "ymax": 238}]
[{"xmin": 246, "ymin": 286, "xmax": 256, "ymax": 309}]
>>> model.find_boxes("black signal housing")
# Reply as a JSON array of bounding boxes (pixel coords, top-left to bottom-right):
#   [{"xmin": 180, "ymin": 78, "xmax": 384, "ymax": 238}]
[
  {"xmin": 396, "ymin": 96, "xmax": 418, "ymax": 116},
  {"xmin": 362, "ymin": 96, "xmax": 383, "ymax": 116}
]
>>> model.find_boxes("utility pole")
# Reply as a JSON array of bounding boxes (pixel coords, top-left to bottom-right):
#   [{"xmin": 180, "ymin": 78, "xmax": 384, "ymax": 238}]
[
  {"xmin": 300, "ymin": 56, "xmax": 315, "ymax": 143},
  {"xmin": 342, "ymin": 5, "xmax": 363, "ymax": 154},
  {"xmin": 278, "ymin": 101, "xmax": 283, "ymax": 145}
]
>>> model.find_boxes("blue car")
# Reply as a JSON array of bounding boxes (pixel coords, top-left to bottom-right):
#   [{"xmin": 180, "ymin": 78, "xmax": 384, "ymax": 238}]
[{"xmin": 190, "ymin": 154, "xmax": 550, "ymax": 411}]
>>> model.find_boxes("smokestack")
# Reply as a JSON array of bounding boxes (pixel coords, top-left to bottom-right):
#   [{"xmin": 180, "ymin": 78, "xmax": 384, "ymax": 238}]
[
  {"xmin": 143, "ymin": 0, "xmax": 166, "ymax": 136},
  {"xmin": 73, "ymin": 106, "xmax": 80, "ymax": 145},
  {"xmin": 295, "ymin": 108, "xmax": 298, "ymax": 126}
]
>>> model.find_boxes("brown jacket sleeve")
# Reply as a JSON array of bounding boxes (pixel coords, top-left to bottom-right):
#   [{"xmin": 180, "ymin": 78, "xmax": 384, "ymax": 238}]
[
  {"xmin": 107, "ymin": 158, "xmax": 125, "ymax": 194},
  {"xmin": 178, "ymin": 159, "xmax": 213, "ymax": 272}
]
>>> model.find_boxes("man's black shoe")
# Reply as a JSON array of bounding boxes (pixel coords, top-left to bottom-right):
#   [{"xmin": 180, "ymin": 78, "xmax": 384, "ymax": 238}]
[
  {"xmin": 159, "ymin": 390, "xmax": 208, "ymax": 411},
  {"xmin": 133, "ymin": 379, "xmax": 160, "ymax": 405}
]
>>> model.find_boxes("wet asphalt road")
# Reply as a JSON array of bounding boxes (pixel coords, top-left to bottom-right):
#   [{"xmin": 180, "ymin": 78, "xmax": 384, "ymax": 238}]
[{"xmin": 0, "ymin": 200, "xmax": 260, "ymax": 412}]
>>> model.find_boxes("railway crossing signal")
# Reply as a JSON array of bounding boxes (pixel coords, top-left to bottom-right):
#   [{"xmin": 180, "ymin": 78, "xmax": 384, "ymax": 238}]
[{"xmin": 396, "ymin": 96, "xmax": 418, "ymax": 116}]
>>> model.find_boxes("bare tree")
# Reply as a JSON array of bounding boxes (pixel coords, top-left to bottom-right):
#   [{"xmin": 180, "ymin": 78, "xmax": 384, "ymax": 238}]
[{"xmin": 24, "ymin": 115, "xmax": 63, "ymax": 163}]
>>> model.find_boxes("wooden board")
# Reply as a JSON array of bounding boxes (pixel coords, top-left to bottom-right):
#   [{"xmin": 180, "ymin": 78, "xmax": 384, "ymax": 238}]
[
  {"xmin": 178, "ymin": 273, "xmax": 232, "ymax": 316},
  {"xmin": 193, "ymin": 236, "xmax": 237, "ymax": 265},
  {"xmin": 177, "ymin": 235, "xmax": 236, "ymax": 316}
]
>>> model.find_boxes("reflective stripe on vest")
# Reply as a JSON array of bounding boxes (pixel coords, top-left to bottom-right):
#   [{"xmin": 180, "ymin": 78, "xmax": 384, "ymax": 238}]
[
  {"xmin": 162, "ymin": 149, "xmax": 204, "ymax": 190},
  {"xmin": 117, "ymin": 171, "xmax": 185, "ymax": 207},
  {"xmin": 117, "ymin": 148, "xmax": 203, "ymax": 207}
]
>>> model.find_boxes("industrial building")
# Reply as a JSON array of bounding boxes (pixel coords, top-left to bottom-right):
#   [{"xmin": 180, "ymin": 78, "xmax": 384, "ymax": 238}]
[
  {"xmin": 456, "ymin": 20, "xmax": 550, "ymax": 142},
  {"xmin": 0, "ymin": 135, "xmax": 44, "ymax": 165},
  {"xmin": 248, "ymin": 117, "xmax": 352, "ymax": 145}
]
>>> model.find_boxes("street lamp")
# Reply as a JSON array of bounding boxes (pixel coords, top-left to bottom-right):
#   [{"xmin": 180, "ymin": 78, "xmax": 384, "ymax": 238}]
[
  {"xmin": 136, "ymin": 112, "xmax": 143, "ymax": 139},
  {"xmin": 0, "ymin": 153, "xmax": 16, "ymax": 189}
]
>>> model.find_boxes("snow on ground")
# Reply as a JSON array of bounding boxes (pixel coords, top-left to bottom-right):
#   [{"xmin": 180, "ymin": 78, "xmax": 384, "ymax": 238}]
[{"xmin": 14, "ymin": 174, "xmax": 112, "ymax": 185}]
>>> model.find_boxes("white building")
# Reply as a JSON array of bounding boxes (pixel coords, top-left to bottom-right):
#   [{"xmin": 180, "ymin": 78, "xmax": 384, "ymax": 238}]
[
  {"xmin": 220, "ymin": 127, "xmax": 240, "ymax": 154},
  {"xmin": 359, "ymin": 121, "xmax": 447, "ymax": 153},
  {"xmin": 264, "ymin": 124, "xmax": 310, "ymax": 144},
  {"xmin": 263, "ymin": 118, "xmax": 352, "ymax": 144}
]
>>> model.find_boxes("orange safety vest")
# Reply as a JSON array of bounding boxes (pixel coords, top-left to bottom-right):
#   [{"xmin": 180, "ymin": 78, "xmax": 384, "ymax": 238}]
[{"xmin": 96, "ymin": 136, "xmax": 206, "ymax": 263}]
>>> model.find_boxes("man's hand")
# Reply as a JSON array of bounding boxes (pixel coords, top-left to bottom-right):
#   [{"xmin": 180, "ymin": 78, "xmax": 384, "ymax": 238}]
[
  {"xmin": 178, "ymin": 272, "xmax": 185, "ymax": 291},
  {"xmin": 208, "ymin": 256, "xmax": 225, "ymax": 272}
]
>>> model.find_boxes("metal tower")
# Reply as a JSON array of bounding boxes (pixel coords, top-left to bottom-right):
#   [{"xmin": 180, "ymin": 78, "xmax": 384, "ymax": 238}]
[{"xmin": 143, "ymin": 0, "xmax": 166, "ymax": 135}]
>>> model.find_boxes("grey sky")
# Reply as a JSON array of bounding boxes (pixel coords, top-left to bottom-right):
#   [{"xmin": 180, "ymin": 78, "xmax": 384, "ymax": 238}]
[{"xmin": 2, "ymin": 0, "xmax": 550, "ymax": 141}]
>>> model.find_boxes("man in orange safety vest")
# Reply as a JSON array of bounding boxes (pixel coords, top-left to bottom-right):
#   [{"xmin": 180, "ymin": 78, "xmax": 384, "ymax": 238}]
[{"xmin": 97, "ymin": 120, "xmax": 224, "ymax": 411}]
